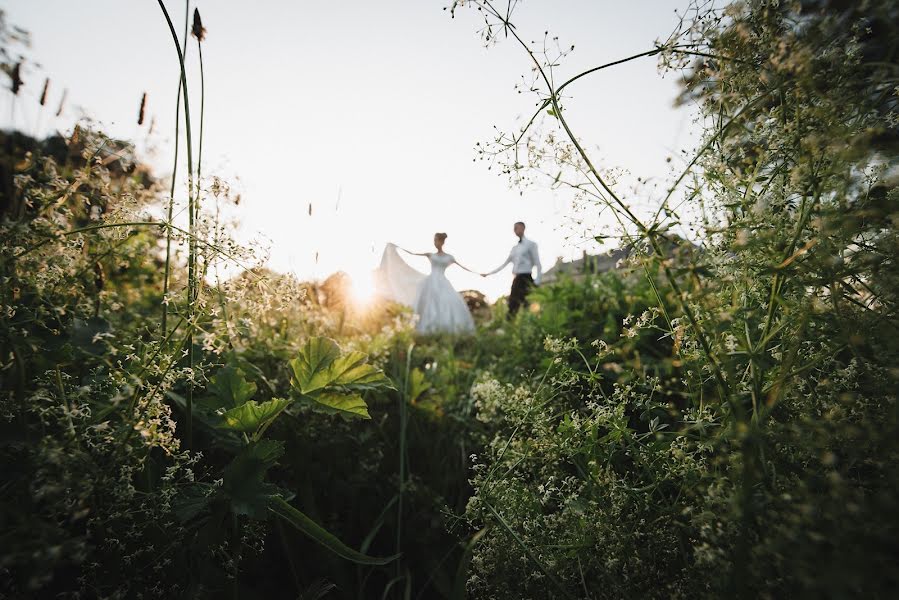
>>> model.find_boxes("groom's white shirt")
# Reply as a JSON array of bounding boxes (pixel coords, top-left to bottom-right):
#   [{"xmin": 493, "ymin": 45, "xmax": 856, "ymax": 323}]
[{"xmin": 488, "ymin": 236, "xmax": 542, "ymax": 284}]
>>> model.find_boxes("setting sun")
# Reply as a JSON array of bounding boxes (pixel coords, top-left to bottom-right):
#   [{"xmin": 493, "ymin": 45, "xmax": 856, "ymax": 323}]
[{"xmin": 347, "ymin": 269, "xmax": 379, "ymax": 308}]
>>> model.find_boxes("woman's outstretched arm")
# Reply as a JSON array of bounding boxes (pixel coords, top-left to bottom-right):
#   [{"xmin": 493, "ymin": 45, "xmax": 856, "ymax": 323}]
[
  {"xmin": 452, "ymin": 259, "xmax": 479, "ymax": 274},
  {"xmin": 398, "ymin": 246, "xmax": 430, "ymax": 256}
]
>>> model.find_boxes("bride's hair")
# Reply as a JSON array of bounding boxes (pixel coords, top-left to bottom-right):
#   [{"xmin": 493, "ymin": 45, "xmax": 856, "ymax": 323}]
[{"xmin": 434, "ymin": 232, "xmax": 448, "ymax": 241}]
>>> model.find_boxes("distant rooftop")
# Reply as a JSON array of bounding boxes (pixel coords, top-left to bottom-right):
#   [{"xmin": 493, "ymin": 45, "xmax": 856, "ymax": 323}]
[{"xmin": 542, "ymin": 247, "xmax": 631, "ymax": 283}]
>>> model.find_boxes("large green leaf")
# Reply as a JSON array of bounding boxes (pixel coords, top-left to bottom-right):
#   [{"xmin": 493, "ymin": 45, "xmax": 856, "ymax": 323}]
[
  {"xmin": 210, "ymin": 365, "xmax": 257, "ymax": 409},
  {"xmin": 288, "ymin": 337, "xmax": 393, "ymax": 395},
  {"xmin": 327, "ymin": 351, "xmax": 394, "ymax": 391},
  {"xmin": 222, "ymin": 440, "xmax": 284, "ymax": 518},
  {"xmin": 269, "ymin": 496, "xmax": 399, "ymax": 566},
  {"xmin": 288, "ymin": 337, "xmax": 343, "ymax": 394},
  {"xmin": 305, "ymin": 391, "xmax": 371, "ymax": 420},
  {"xmin": 218, "ymin": 397, "xmax": 291, "ymax": 434}
]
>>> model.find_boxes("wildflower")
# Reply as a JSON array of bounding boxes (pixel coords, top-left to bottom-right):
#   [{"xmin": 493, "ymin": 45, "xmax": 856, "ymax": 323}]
[{"xmin": 544, "ymin": 335, "xmax": 564, "ymax": 353}]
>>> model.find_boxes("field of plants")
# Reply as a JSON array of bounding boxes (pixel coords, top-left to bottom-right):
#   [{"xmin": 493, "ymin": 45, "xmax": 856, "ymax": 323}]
[{"xmin": 1, "ymin": 1, "xmax": 897, "ymax": 598}]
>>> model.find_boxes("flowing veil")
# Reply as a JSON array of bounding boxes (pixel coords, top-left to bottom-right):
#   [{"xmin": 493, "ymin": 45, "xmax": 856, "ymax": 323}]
[{"xmin": 373, "ymin": 243, "xmax": 425, "ymax": 307}]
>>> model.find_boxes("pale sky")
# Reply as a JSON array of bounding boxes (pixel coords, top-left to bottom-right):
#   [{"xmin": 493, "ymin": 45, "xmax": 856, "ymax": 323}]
[{"xmin": 2, "ymin": 0, "xmax": 697, "ymax": 300}]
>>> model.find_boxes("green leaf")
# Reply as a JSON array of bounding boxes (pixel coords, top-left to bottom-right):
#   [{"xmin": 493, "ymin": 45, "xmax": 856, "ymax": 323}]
[
  {"xmin": 210, "ymin": 365, "xmax": 257, "ymax": 409},
  {"xmin": 407, "ymin": 368, "xmax": 429, "ymax": 403},
  {"xmin": 305, "ymin": 392, "xmax": 371, "ymax": 420},
  {"xmin": 269, "ymin": 496, "xmax": 399, "ymax": 565},
  {"xmin": 327, "ymin": 350, "xmax": 394, "ymax": 391},
  {"xmin": 289, "ymin": 337, "xmax": 394, "ymax": 395},
  {"xmin": 218, "ymin": 397, "xmax": 291, "ymax": 434},
  {"xmin": 222, "ymin": 440, "xmax": 284, "ymax": 518},
  {"xmin": 173, "ymin": 483, "xmax": 216, "ymax": 522},
  {"xmin": 288, "ymin": 337, "xmax": 342, "ymax": 394}
]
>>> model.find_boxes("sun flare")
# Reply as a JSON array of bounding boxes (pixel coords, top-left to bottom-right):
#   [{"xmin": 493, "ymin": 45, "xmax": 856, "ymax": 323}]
[{"xmin": 347, "ymin": 270, "xmax": 379, "ymax": 308}]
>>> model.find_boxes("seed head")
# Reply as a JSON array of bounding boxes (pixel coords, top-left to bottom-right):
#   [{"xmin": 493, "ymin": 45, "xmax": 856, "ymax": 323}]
[
  {"xmin": 10, "ymin": 62, "xmax": 22, "ymax": 95},
  {"xmin": 191, "ymin": 8, "xmax": 206, "ymax": 42},
  {"xmin": 56, "ymin": 88, "xmax": 68, "ymax": 117},
  {"xmin": 39, "ymin": 78, "xmax": 49, "ymax": 105},
  {"xmin": 138, "ymin": 92, "xmax": 147, "ymax": 125}
]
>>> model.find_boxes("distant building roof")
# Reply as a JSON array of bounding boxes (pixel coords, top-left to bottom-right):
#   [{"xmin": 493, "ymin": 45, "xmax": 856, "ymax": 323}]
[{"xmin": 542, "ymin": 247, "xmax": 631, "ymax": 283}]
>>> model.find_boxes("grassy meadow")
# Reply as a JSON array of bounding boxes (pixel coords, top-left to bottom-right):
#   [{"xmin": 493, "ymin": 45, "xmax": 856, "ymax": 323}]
[{"xmin": 1, "ymin": 1, "xmax": 898, "ymax": 598}]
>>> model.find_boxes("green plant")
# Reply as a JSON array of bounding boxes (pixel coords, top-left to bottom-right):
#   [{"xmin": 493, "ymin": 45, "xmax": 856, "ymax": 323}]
[{"xmin": 449, "ymin": 0, "xmax": 899, "ymax": 597}]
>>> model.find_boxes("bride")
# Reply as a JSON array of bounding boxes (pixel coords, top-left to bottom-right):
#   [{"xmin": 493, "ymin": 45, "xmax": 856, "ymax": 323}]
[{"xmin": 374, "ymin": 233, "xmax": 476, "ymax": 334}]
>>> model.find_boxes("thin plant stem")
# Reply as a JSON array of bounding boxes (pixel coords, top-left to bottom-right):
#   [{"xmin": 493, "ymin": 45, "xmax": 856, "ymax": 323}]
[
  {"xmin": 480, "ymin": 0, "xmax": 733, "ymax": 411},
  {"xmin": 196, "ymin": 38, "xmax": 205, "ymax": 220},
  {"xmin": 482, "ymin": 500, "xmax": 576, "ymax": 600},
  {"xmin": 156, "ymin": 0, "xmax": 196, "ymax": 450},
  {"xmin": 395, "ymin": 343, "xmax": 414, "ymax": 582},
  {"xmin": 162, "ymin": 0, "xmax": 190, "ymax": 335}
]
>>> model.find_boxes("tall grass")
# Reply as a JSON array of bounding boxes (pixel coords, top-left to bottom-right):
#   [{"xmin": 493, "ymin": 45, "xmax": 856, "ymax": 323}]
[
  {"xmin": 161, "ymin": 0, "xmax": 190, "ymax": 335},
  {"xmin": 156, "ymin": 0, "xmax": 200, "ymax": 448}
]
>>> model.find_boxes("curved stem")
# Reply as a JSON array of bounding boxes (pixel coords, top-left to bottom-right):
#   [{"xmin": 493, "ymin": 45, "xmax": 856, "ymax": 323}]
[
  {"xmin": 162, "ymin": 0, "xmax": 190, "ymax": 335},
  {"xmin": 481, "ymin": 0, "xmax": 733, "ymax": 409},
  {"xmin": 156, "ymin": 0, "xmax": 196, "ymax": 449}
]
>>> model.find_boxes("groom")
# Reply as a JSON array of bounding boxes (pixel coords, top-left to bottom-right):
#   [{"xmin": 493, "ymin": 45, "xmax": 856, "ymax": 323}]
[{"xmin": 482, "ymin": 221, "xmax": 542, "ymax": 318}]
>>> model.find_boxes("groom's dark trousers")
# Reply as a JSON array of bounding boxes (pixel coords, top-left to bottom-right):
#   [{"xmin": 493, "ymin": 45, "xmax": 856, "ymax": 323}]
[{"xmin": 508, "ymin": 273, "xmax": 534, "ymax": 318}]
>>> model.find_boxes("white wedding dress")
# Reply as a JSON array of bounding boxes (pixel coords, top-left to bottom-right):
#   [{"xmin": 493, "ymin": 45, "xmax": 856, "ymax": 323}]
[{"xmin": 374, "ymin": 243, "xmax": 475, "ymax": 334}]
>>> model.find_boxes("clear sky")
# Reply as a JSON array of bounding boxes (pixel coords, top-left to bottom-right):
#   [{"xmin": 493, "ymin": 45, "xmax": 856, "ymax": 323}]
[{"xmin": 2, "ymin": 0, "xmax": 696, "ymax": 300}]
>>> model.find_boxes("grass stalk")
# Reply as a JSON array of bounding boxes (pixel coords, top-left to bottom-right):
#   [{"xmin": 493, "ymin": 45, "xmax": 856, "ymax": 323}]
[
  {"xmin": 161, "ymin": 0, "xmax": 190, "ymax": 335},
  {"xmin": 395, "ymin": 343, "xmax": 414, "ymax": 586},
  {"xmin": 156, "ymin": 0, "xmax": 196, "ymax": 450}
]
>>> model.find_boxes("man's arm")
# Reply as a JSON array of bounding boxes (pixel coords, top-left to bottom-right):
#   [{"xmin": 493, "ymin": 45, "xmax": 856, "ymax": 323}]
[
  {"xmin": 531, "ymin": 242, "xmax": 543, "ymax": 284},
  {"xmin": 484, "ymin": 252, "xmax": 513, "ymax": 277}
]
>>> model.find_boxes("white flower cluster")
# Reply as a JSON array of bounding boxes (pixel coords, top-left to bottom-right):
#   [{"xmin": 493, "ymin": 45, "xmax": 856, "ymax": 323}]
[{"xmin": 543, "ymin": 335, "xmax": 579, "ymax": 354}]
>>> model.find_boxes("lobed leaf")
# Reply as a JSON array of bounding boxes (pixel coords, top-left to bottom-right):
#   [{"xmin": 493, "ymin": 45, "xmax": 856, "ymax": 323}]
[
  {"xmin": 222, "ymin": 440, "xmax": 285, "ymax": 518},
  {"xmin": 218, "ymin": 397, "xmax": 291, "ymax": 434},
  {"xmin": 305, "ymin": 391, "xmax": 371, "ymax": 420},
  {"xmin": 288, "ymin": 337, "xmax": 342, "ymax": 394},
  {"xmin": 210, "ymin": 365, "xmax": 257, "ymax": 409},
  {"xmin": 288, "ymin": 337, "xmax": 394, "ymax": 401}
]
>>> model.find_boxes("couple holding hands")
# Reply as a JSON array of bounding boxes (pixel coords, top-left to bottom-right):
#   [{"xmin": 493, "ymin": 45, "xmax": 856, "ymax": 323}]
[{"xmin": 375, "ymin": 222, "xmax": 542, "ymax": 334}]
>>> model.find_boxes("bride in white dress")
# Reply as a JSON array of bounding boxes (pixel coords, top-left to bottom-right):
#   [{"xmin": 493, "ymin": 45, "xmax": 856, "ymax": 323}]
[{"xmin": 374, "ymin": 233, "xmax": 476, "ymax": 334}]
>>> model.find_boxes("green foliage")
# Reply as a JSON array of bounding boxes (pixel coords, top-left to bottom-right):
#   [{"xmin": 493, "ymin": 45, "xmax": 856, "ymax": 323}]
[
  {"xmin": 223, "ymin": 439, "xmax": 287, "ymax": 518},
  {"xmin": 210, "ymin": 365, "xmax": 258, "ymax": 408},
  {"xmin": 290, "ymin": 337, "xmax": 394, "ymax": 395},
  {"xmin": 289, "ymin": 336, "xmax": 394, "ymax": 419},
  {"xmin": 219, "ymin": 397, "xmax": 291, "ymax": 435},
  {"xmin": 3, "ymin": 1, "xmax": 898, "ymax": 598},
  {"xmin": 447, "ymin": 0, "xmax": 899, "ymax": 598},
  {"xmin": 269, "ymin": 496, "xmax": 400, "ymax": 566}
]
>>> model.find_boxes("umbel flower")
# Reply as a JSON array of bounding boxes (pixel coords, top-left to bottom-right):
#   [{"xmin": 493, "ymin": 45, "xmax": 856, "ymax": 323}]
[{"xmin": 191, "ymin": 8, "xmax": 206, "ymax": 42}]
